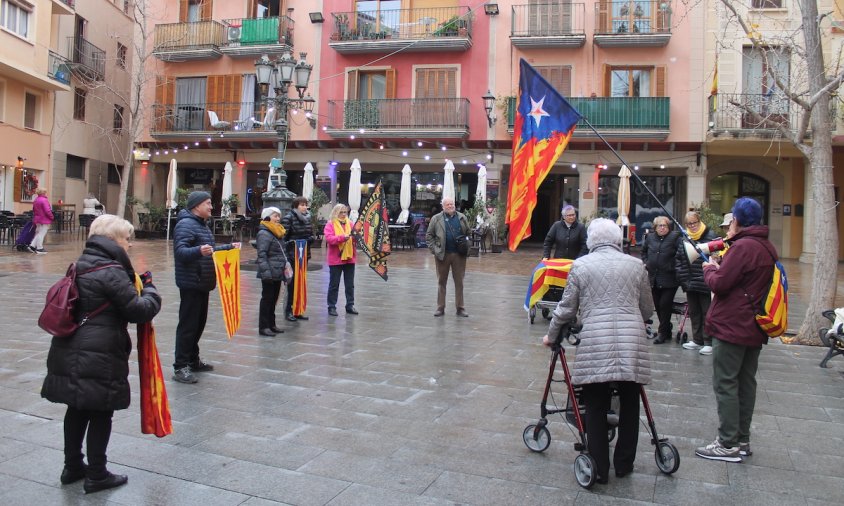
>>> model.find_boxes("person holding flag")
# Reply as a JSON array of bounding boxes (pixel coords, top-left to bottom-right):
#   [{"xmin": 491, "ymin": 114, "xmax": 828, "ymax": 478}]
[
  {"xmin": 324, "ymin": 204, "xmax": 358, "ymax": 316},
  {"xmin": 172, "ymin": 191, "xmax": 240, "ymax": 384},
  {"xmin": 281, "ymin": 196, "xmax": 314, "ymax": 322}
]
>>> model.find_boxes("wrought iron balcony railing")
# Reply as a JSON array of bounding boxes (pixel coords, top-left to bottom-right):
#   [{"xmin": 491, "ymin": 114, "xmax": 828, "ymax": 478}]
[
  {"xmin": 330, "ymin": 6, "xmax": 471, "ymax": 42},
  {"xmin": 221, "ymin": 16, "xmax": 294, "ymax": 47},
  {"xmin": 708, "ymin": 93, "xmax": 796, "ymax": 132},
  {"xmin": 151, "ymin": 101, "xmax": 280, "ymax": 135},
  {"xmin": 507, "ymin": 96, "xmax": 670, "ymax": 131},
  {"xmin": 67, "ymin": 36, "xmax": 105, "ymax": 81},
  {"xmin": 594, "ymin": 0, "xmax": 672, "ymax": 35},
  {"xmin": 153, "ymin": 21, "xmax": 226, "ymax": 51},
  {"xmin": 511, "ymin": 3, "xmax": 586, "ymax": 37},
  {"xmin": 326, "ymin": 98, "xmax": 470, "ymax": 130},
  {"xmin": 48, "ymin": 50, "xmax": 71, "ymax": 85}
]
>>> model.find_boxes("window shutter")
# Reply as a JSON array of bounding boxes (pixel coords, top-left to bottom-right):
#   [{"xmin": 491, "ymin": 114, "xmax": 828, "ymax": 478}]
[
  {"xmin": 179, "ymin": 0, "xmax": 188, "ymax": 22},
  {"xmin": 347, "ymin": 69, "xmax": 359, "ymax": 99},
  {"xmin": 206, "ymin": 75, "xmax": 242, "ymax": 124},
  {"xmin": 156, "ymin": 76, "xmax": 176, "ymax": 104},
  {"xmin": 602, "ymin": 64, "xmax": 611, "ymax": 96},
  {"xmin": 13, "ymin": 168, "xmax": 21, "ymax": 203},
  {"xmin": 201, "ymin": 0, "xmax": 213, "ymax": 21},
  {"xmin": 598, "ymin": 0, "xmax": 609, "ymax": 32},
  {"xmin": 655, "ymin": 66, "xmax": 666, "ymax": 96},
  {"xmin": 385, "ymin": 69, "xmax": 396, "ymax": 99},
  {"xmin": 416, "ymin": 68, "xmax": 457, "ymax": 98},
  {"xmin": 537, "ymin": 66, "xmax": 572, "ymax": 96}
]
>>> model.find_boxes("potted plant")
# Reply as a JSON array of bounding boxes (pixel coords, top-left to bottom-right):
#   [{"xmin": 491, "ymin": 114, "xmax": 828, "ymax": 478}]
[
  {"xmin": 334, "ymin": 13, "xmax": 350, "ymax": 39},
  {"xmin": 434, "ymin": 16, "xmax": 460, "ymax": 36},
  {"xmin": 490, "ymin": 197, "xmax": 506, "ymax": 253},
  {"xmin": 308, "ymin": 187, "xmax": 329, "ymax": 247}
]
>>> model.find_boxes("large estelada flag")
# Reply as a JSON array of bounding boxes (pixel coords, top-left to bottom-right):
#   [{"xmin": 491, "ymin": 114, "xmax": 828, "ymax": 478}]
[
  {"xmin": 133, "ymin": 274, "xmax": 172, "ymax": 437},
  {"xmin": 524, "ymin": 258, "xmax": 573, "ymax": 310},
  {"xmin": 353, "ymin": 180, "xmax": 391, "ymax": 281},
  {"xmin": 508, "ymin": 59, "xmax": 581, "ymax": 251},
  {"xmin": 292, "ymin": 239, "xmax": 308, "ymax": 315},
  {"xmin": 212, "ymin": 248, "xmax": 241, "ymax": 338}
]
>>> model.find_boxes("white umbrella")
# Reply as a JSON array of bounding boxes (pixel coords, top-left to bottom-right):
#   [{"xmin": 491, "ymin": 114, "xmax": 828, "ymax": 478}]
[
  {"xmin": 348, "ymin": 158, "xmax": 362, "ymax": 223},
  {"xmin": 397, "ymin": 164, "xmax": 412, "ymax": 224},
  {"xmin": 443, "ymin": 159, "xmax": 456, "ymax": 203},
  {"xmin": 475, "ymin": 164, "xmax": 487, "ymax": 226},
  {"xmin": 302, "ymin": 162, "xmax": 314, "ymax": 201},
  {"xmin": 617, "ymin": 165, "xmax": 631, "ymax": 226},
  {"xmin": 222, "ymin": 161, "xmax": 233, "ymax": 220},
  {"xmin": 165, "ymin": 158, "xmax": 178, "ymax": 241}
]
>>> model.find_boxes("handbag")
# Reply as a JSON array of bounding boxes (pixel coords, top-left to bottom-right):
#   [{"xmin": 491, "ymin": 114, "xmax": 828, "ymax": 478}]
[{"xmin": 455, "ymin": 234, "xmax": 469, "ymax": 256}]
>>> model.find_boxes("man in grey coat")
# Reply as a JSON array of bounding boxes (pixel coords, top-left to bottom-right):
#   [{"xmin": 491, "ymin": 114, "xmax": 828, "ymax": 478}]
[
  {"xmin": 425, "ymin": 197, "xmax": 471, "ymax": 317},
  {"xmin": 543, "ymin": 218, "xmax": 654, "ymax": 484}
]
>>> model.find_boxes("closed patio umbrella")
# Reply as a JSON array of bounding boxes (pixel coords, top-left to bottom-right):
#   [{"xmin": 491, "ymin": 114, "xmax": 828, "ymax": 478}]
[
  {"xmin": 475, "ymin": 164, "xmax": 487, "ymax": 226},
  {"xmin": 349, "ymin": 158, "xmax": 362, "ymax": 223},
  {"xmin": 166, "ymin": 159, "xmax": 177, "ymax": 241},
  {"xmin": 443, "ymin": 159, "xmax": 456, "ymax": 203},
  {"xmin": 617, "ymin": 165, "xmax": 631, "ymax": 227},
  {"xmin": 302, "ymin": 162, "xmax": 314, "ymax": 201},
  {"xmin": 222, "ymin": 161, "xmax": 233, "ymax": 221},
  {"xmin": 397, "ymin": 164, "xmax": 412, "ymax": 224}
]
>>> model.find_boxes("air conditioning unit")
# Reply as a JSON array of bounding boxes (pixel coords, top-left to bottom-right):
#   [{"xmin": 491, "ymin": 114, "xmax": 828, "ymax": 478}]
[{"xmin": 228, "ymin": 26, "xmax": 242, "ymax": 42}]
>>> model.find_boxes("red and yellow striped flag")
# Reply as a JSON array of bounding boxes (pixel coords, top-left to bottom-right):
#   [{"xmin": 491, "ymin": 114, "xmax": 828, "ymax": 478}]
[
  {"xmin": 292, "ymin": 239, "xmax": 308, "ymax": 316},
  {"xmin": 524, "ymin": 258, "xmax": 573, "ymax": 310},
  {"xmin": 213, "ymin": 248, "xmax": 241, "ymax": 338},
  {"xmin": 133, "ymin": 274, "xmax": 172, "ymax": 437}
]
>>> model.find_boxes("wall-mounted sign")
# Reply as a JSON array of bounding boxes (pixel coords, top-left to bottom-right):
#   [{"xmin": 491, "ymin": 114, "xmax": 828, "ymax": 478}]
[{"xmin": 782, "ymin": 204, "xmax": 791, "ymax": 216}]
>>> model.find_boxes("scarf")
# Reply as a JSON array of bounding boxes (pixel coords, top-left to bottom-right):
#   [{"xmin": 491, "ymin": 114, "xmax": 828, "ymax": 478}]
[
  {"xmin": 134, "ymin": 274, "xmax": 172, "ymax": 437},
  {"xmin": 688, "ymin": 223, "xmax": 706, "ymax": 242},
  {"xmin": 292, "ymin": 209, "xmax": 310, "ymax": 223},
  {"xmin": 333, "ymin": 219, "xmax": 354, "ymax": 260},
  {"xmin": 262, "ymin": 221, "xmax": 286, "ymax": 239}
]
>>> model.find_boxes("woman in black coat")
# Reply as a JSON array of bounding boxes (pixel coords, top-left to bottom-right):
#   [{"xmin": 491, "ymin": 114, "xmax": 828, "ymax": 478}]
[
  {"xmin": 256, "ymin": 206, "xmax": 289, "ymax": 336},
  {"xmin": 280, "ymin": 196, "xmax": 314, "ymax": 322},
  {"xmin": 675, "ymin": 211, "xmax": 719, "ymax": 354},
  {"xmin": 542, "ymin": 205, "xmax": 588, "ymax": 260},
  {"xmin": 641, "ymin": 216, "xmax": 682, "ymax": 344},
  {"xmin": 41, "ymin": 215, "xmax": 161, "ymax": 494}
]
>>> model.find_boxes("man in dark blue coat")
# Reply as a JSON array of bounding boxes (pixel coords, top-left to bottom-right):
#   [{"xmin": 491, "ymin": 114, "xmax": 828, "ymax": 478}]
[{"xmin": 172, "ymin": 191, "xmax": 240, "ymax": 384}]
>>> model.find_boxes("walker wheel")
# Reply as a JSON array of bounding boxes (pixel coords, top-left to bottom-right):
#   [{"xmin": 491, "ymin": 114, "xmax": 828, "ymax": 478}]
[
  {"xmin": 529, "ymin": 307, "xmax": 536, "ymax": 324},
  {"xmin": 682, "ymin": 332, "xmax": 688, "ymax": 343},
  {"xmin": 542, "ymin": 308, "xmax": 551, "ymax": 320},
  {"xmin": 655, "ymin": 441, "xmax": 680, "ymax": 474},
  {"xmin": 523, "ymin": 424, "xmax": 550, "ymax": 452},
  {"xmin": 574, "ymin": 454, "xmax": 597, "ymax": 489}
]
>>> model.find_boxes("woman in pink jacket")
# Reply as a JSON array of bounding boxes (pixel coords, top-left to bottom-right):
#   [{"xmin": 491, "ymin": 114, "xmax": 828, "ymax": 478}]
[
  {"xmin": 30, "ymin": 188, "xmax": 54, "ymax": 254},
  {"xmin": 323, "ymin": 204, "xmax": 358, "ymax": 316}
]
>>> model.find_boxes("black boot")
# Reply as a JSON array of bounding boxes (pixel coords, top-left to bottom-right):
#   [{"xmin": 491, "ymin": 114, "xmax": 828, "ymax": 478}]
[
  {"xmin": 285, "ymin": 312, "xmax": 297, "ymax": 322},
  {"xmin": 83, "ymin": 472, "xmax": 128, "ymax": 494}
]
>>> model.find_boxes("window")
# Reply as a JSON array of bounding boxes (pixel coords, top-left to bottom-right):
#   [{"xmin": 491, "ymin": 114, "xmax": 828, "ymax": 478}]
[
  {"xmin": 66, "ymin": 155, "xmax": 86, "ymax": 180},
  {"xmin": 536, "ymin": 66, "xmax": 572, "ymax": 97},
  {"xmin": 1, "ymin": 0, "xmax": 31, "ymax": 38},
  {"xmin": 182, "ymin": 0, "xmax": 212, "ymax": 23},
  {"xmin": 741, "ymin": 46, "xmax": 790, "ymax": 126},
  {"xmin": 24, "ymin": 91, "xmax": 38, "ymax": 129},
  {"xmin": 0, "ymin": 80, "xmax": 5, "ymax": 121},
  {"xmin": 123, "ymin": 0, "xmax": 130, "ymax": 14},
  {"xmin": 605, "ymin": 66, "xmax": 666, "ymax": 97},
  {"xmin": 113, "ymin": 104, "xmax": 124, "ymax": 132},
  {"xmin": 117, "ymin": 43, "xmax": 127, "ymax": 69},
  {"xmin": 751, "ymin": 0, "xmax": 782, "ymax": 8},
  {"xmin": 108, "ymin": 163, "xmax": 122, "ymax": 185},
  {"xmin": 73, "ymin": 88, "xmax": 86, "ymax": 121},
  {"xmin": 415, "ymin": 68, "xmax": 457, "ymax": 99}
]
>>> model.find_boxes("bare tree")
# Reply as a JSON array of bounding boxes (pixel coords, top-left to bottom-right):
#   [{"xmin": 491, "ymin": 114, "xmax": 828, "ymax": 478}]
[{"xmin": 711, "ymin": 0, "xmax": 844, "ymax": 344}]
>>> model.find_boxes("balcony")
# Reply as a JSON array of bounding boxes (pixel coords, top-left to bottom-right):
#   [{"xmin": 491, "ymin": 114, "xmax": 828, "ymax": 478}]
[
  {"xmin": 52, "ymin": 0, "xmax": 75, "ymax": 15},
  {"xmin": 593, "ymin": 1, "xmax": 672, "ymax": 47},
  {"xmin": 329, "ymin": 7, "xmax": 472, "ymax": 54},
  {"xmin": 150, "ymin": 101, "xmax": 281, "ymax": 140},
  {"xmin": 708, "ymin": 93, "xmax": 797, "ymax": 138},
  {"xmin": 48, "ymin": 51, "xmax": 71, "ymax": 85},
  {"xmin": 510, "ymin": 3, "xmax": 586, "ymax": 48},
  {"xmin": 153, "ymin": 21, "xmax": 226, "ymax": 62},
  {"xmin": 324, "ymin": 98, "xmax": 470, "ymax": 138},
  {"xmin": 507, "ymin": 96, "xmax": 670, "ymax": 139},
  {"xmin": 66, "ymin": 36, "xmax": 105, "ymax": 81},
  {"xmin": 220, "ymin": 16, "xmax": 294, "ymax": 58}
]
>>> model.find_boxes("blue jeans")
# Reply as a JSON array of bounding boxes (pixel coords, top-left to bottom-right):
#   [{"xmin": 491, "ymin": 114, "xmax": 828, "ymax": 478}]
[{"xmin": 328, "ymin": 264, "xmax": 355, "ymax": 309}]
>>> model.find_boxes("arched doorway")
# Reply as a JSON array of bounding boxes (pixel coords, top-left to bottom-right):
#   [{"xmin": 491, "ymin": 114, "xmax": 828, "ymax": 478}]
[{"xmin": 708, "ymin": 172, "xmax": 769, "ymax": 223}]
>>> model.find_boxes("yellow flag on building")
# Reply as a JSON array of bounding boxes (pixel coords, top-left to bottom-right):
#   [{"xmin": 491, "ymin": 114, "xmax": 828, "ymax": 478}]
[{"xmin": 213, "ymin": 248, "xmax": 241, "ymax": 338}]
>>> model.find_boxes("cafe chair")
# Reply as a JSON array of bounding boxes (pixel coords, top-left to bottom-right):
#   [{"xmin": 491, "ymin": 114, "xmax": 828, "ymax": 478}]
[
  {"xmin": 78, "ymin": 213, "xmax": 95, "ymax": 240},
  {"xmin": 207, "ymin": 110, "xmax": 231, "ymax": 130},
  {"xmin": 0, "ymin": 214, "xmax": 10, "ymax": 244},
  {"xmin": 260, "ymin": 107, "xmax": 276, "ymax": 130},
  {"xmin": 398, "ymin": 222, "xmax": 420, "ymax": 250}
]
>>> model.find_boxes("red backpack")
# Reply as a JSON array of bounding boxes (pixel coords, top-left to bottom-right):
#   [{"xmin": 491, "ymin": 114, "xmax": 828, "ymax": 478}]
[{"xmin": 38, "ymin": 263, "xmax": 119, "ymax": 338}]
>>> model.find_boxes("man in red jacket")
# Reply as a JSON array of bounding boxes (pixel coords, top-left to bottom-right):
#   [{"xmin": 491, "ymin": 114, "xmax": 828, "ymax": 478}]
[{"xmin": 696, "ymin": 197, "xmax": 775, "ymax": 462}]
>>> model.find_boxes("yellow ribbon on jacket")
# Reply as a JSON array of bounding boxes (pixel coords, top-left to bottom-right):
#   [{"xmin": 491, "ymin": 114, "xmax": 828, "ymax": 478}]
[{"xmin": 333, "ymin": 219, "xmax": 354, "ymax": 260}]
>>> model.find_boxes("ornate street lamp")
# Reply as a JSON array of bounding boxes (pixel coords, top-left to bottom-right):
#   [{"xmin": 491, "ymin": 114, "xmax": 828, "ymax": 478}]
[
  {"xmin": 254, "ymin": 52, "xmax": 313, "ymax": 211},
  {"xmin": 482, "ymin": 90, "xmax": 496, "ymax": 127}
]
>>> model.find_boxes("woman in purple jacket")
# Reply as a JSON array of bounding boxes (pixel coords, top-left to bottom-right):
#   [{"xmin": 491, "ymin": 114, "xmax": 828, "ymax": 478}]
[{"xmin": 30, "ymin": 188, "xmax": 54, "ymax": 254}]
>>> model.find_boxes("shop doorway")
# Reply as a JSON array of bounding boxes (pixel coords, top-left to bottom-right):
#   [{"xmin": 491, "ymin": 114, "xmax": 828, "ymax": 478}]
[{"xmin": 708, "ymin": 172, "xmax": 769, "ymax": 223}]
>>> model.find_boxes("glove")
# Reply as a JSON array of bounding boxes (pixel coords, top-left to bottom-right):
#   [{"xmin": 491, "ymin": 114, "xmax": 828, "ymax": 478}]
[{"xmin": 140, "ymin": 271, "xmax": 153, "ymax": 286}]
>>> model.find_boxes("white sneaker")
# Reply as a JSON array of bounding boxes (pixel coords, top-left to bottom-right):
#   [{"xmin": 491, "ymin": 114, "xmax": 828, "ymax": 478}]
[
  {"xmin": 682, "ymin": 342, "xmax": 702, "ymax": 350},
  {"xmin": 695, "ymin": 438, "xmax": 741, "ymax": 462},
  {"xmin": 699, "ymin": 345, "xmax": 713, "ymax": 355}
]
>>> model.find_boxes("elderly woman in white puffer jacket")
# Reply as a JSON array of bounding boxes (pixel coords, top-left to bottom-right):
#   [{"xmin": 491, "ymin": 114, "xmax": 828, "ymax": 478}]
[{"xmin": 542, "ymin": 218, "xmax": 654, "ymax": 485}]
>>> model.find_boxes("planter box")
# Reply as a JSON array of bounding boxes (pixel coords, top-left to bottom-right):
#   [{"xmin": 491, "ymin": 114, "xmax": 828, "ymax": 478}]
[{"xmin": 490, "ymin": 243, "xmax": 503, "ymax": 253}]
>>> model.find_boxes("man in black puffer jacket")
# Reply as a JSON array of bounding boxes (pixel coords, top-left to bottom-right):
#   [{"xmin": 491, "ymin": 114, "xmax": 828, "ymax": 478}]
[
  {"xmin": 641, "ymin": 215, "xmax": 682, "ymax": 344},
  {"xmin": 172, "ymin": 191, "xmax": 240, "ymax": 384}
]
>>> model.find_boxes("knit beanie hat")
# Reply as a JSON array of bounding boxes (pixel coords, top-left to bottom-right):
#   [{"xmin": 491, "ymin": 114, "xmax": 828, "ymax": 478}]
[
  {"xmin": 261, "ymin": 206, "xmax": 281, "ymax": 220},
  {"xmin": 186, "ymin": 191, "xmax": 211, "ymax": 210},
  {"xmin": 731, "ymin": 197, "xmax": 762, "ymax": 226}
]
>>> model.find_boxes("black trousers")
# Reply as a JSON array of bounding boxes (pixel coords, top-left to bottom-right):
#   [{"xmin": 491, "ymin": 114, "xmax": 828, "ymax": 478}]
[
  {"xmin": 652, "ymin": 286, "xmax": 678, "ymax": 339},
  {"xmin": 581, "ymin": 382, "xmax": 641, "ymax": 479},
  {"xmin": 327, "ymin": 264, "xmax": 355, "ymax": 309},
  {"xmin": 174, "ymin": 288, "xmax": 210, "ymax": 370},
  {"xmin": 259, "ymin": 280, "xmax": 282, "ymax": 329},
  {"xmin": 63, "ymin": 406, "xmax": 114, "ymax": 480}
]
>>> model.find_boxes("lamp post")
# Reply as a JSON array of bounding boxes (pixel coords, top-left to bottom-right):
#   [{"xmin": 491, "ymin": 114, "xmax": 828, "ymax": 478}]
[{"xmin": 254, "ymin": 52, "xmax": 315, "ymax": 212}]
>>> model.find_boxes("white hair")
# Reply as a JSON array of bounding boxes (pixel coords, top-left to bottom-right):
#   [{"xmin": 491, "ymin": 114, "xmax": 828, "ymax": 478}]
[{"xmin": 586, "ymin": 218, "xmax": 622, "ymax": 250}]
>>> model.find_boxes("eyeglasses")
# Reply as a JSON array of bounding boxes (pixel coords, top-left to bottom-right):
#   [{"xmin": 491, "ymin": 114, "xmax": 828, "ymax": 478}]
[
  {"xmin": 564, "ymin": 214, "xmax": 576, "ymax": 218},
  {"xmin": 686, "ymin": 221, "xmax": 700, "ymax": 226},
  {"xmin": 655, "ymin": 224, "xmax": 669, "ymax": 228}
]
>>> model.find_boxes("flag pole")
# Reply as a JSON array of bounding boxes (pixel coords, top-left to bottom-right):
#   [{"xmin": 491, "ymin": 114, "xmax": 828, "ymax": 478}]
[{"xmin": 579, "ymin": 116, "xmax": 710, "ymax": 260}]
